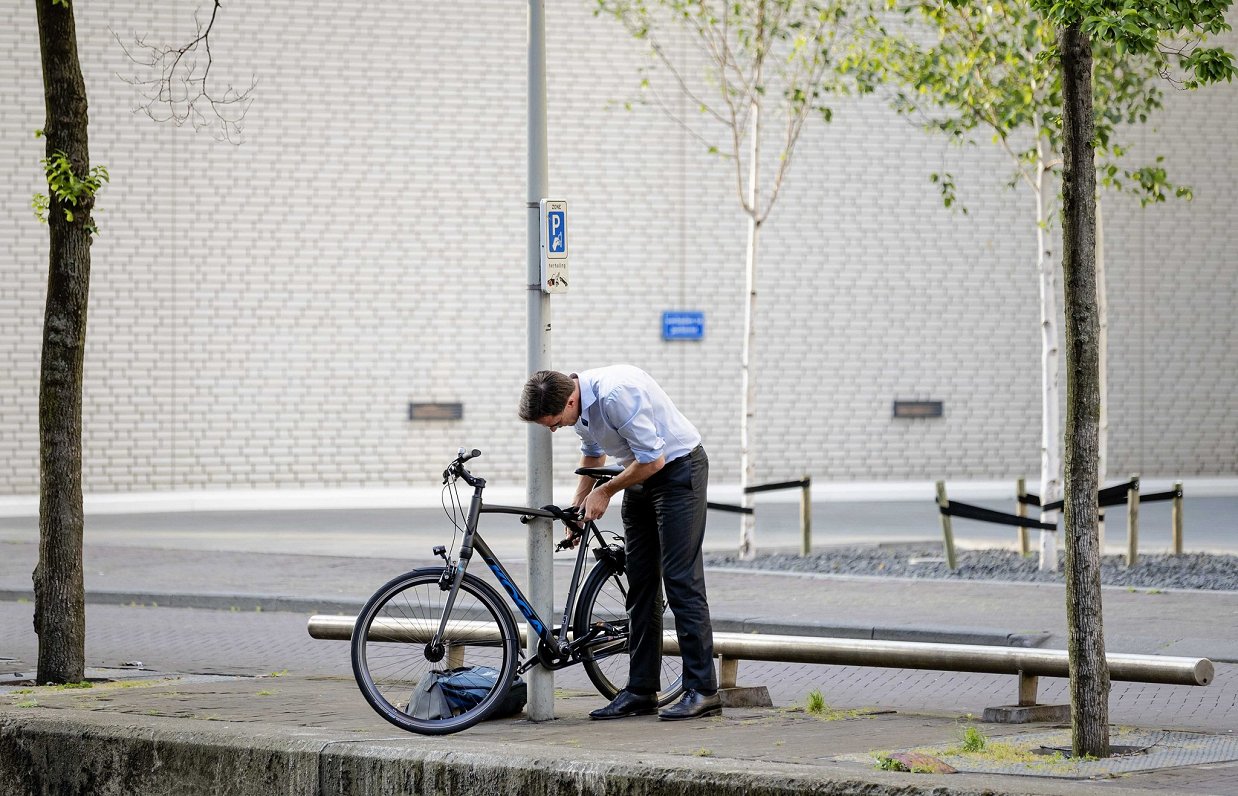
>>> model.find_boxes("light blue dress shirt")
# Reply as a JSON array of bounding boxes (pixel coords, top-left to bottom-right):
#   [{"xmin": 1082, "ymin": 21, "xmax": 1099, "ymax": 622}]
[{"xmin": 573, "ymin": 365, "xmax": 702, "ymax": 467}]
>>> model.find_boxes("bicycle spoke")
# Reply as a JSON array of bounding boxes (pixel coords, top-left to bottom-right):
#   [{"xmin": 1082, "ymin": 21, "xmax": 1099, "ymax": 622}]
[{"xmin": 352, "ymin": 570, "xmax": 518, "ymax": 735}]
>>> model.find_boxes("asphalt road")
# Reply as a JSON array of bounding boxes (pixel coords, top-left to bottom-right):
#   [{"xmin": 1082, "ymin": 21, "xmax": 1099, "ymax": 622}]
[{"xmin": 0, "ymin": 495, "xmax": 1232, "ymax": 560}]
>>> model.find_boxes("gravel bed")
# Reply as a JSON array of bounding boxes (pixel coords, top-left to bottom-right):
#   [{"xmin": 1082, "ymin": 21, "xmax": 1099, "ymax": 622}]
[{"xmin": 704, "ymin": 544, "xmax": 1238, "ymax": 591}]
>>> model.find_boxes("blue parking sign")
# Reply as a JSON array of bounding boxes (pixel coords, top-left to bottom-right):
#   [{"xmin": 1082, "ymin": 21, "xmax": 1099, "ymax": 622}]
[
  {"xmin": 547, "ymin": 211, "xmax": 566, "ymax": 255},
  {"xmin": 540, "ymin": 199, "xmax": 568, "ymax": 293}
]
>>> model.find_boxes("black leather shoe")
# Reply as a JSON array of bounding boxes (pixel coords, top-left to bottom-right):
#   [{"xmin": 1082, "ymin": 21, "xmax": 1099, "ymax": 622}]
[
  {"xmin": 589, "ymin": 689, "xmax": 658, "ymax": 720},
  {"xmin": 658, "ymin": 689, "xmax": 722, "ymax": 720}
]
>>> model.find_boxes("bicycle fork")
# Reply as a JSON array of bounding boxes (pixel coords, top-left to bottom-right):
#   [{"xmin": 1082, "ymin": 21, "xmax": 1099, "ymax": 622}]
[{"xmin": 429, "ymin": 486, "xmax": 486, "ymax": 657}]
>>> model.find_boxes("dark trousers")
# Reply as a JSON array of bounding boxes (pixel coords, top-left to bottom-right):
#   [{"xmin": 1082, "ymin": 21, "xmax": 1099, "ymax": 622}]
[{"xmin": 620, "ymin": 445, "xmax": 716, "ymax": 693}]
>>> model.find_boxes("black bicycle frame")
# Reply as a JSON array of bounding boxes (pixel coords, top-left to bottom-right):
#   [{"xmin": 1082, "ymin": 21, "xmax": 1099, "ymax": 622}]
[{"xmin": 436, "ymin": 480, "xmax": 606, "ymax": 660}]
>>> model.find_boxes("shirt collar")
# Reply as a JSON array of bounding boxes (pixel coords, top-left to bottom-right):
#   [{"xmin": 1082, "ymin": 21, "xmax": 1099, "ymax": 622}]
[{"xmin": 572, "ymin": 372, "xmax": 594, "ymax": 428}]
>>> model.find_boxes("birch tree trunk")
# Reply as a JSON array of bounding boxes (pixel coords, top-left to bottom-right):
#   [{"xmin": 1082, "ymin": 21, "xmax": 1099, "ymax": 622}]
[
  {"xmin": 1059, "ymin": 21, "xmax": 1110, "ymax": 758},
  {"xmin": 1036, "ymin": 160, "xmax": 1062, "ymax": 572},
  {"xmin": 738, "ymin": 79, "xmax": 762, "ymax": 561},
  {"xmin": 34, "ymin": 0, "xmax": 92, "ymax": 685}
]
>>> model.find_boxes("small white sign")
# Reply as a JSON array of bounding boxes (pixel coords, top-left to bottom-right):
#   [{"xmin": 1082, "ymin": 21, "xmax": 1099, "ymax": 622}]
[{"xmin": 539, "ymin": 199, "xmax": 568, "ymax": 293}]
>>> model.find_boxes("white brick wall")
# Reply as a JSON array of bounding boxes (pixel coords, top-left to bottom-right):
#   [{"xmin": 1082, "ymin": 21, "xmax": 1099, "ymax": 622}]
[{"xmin": 2, "ymin": 1, "xmax": 1235, "ymax": 496}]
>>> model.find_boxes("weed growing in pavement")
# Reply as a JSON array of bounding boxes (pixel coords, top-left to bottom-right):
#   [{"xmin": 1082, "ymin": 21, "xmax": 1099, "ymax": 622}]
[
  {"xmin": 693, "ymin": 748, "xmax": 714, "ymax": 757},
  {"xmin": 15, "ymin": 700, "xmax": 37, "ymax": 708},
  {"xmin": 256, "ymin": 690, "xmax": 275, "ymax": 696},
  {"xmin": 800, "ymin": 689, "xmax": 867, "ymax": 721},
  {"xmin": 960, "ymin": 725, "xmax": 986, "ymax": 753},
  {"xmin": 268, "ymin": 670, "xmax": 288, "ymax": 678}
]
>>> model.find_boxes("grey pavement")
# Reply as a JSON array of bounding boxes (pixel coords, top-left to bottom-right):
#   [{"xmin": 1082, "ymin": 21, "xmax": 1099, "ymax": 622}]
[{"xmin": 2, "ymin": 519, "xmax": 1238, "ymax": 794}]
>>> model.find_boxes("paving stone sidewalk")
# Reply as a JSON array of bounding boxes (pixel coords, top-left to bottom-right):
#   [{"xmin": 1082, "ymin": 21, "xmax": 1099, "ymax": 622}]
[
  {"xmin": 2, "ymin": 666, "xmax": 1237, "ymax": 795},
  {"xmin": 3, "ymin": 540, "xmax": 1237, "ymax": 794}
]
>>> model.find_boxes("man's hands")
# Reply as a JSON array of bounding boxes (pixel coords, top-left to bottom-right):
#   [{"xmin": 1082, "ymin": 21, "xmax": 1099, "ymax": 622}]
[
  {"xmin": 581, "ymin": 487, "xmax": 614, "ymax": 522},
  {"xmin": 559, "ymin": 488, "xmax": 611, "ymax": 550},
  {"xmin": 571, "ymin": 456, "xmax": 665, "ymax": 524}
]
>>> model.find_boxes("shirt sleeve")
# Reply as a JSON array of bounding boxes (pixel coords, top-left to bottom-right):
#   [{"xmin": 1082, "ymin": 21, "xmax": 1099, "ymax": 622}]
[
  {"xmin": 602, "ymin": 385, "xmax": 665, "ymax": 463},
  {"xmin": 576, "ymin": 428, "xmax": 604, "ymax": 459}
]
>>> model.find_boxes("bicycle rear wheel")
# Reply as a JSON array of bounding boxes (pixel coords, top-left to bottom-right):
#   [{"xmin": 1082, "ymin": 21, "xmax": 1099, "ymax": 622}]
[
  {"xmin": 351, "ymin": 568, "xmax": 519, "ymax": 735},
  {"xmin": 573, "ymin": 560, "xmax": 684, "ymax": 707}
]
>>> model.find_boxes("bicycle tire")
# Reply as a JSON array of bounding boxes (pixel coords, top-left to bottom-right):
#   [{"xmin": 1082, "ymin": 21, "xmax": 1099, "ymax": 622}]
[
  {"xmin": 572, "ymin": 560, "xmax": 685, "ymax": 707},
  {"xmin": 351, "ymin": 568, "xmax": 519, "ymax": 735}
]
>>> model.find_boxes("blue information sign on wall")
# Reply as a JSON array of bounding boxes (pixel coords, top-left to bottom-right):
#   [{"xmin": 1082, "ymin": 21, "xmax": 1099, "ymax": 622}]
[{"xmin": 662, "ymin": 311, "xmax": 705, "ymax": 341}]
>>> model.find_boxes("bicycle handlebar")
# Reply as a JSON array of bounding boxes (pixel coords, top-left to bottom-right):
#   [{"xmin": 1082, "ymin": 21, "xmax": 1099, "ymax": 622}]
[
  {"xmin": 442, "ymin": 450, "xmax": 585, "ymax": 545},
  {"xmin": 443, "ymin": 448, "xmax": 485, "ymax": 487}
]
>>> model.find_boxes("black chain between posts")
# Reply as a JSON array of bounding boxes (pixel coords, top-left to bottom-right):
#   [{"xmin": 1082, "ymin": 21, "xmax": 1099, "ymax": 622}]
[
  {"xmin": 938, "ymin": 499, "xmax": 1058, "ymax": 531},
  {"xmin": 707, "ymin": 477, "xmax": 812, "ymax": 516},
  {"xmin": 1020, "ymin": 480, "xmax": 1182, "ymax": 512}
]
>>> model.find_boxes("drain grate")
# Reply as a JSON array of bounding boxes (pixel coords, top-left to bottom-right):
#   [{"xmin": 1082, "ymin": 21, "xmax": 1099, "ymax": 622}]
[
  {"xmin": 1034, "ymin": 742, "xmax": 1154, "ymax": 759},
  {"xmin": 845, "ymin": 728, "xmax": 1238, "ymax": 779}
]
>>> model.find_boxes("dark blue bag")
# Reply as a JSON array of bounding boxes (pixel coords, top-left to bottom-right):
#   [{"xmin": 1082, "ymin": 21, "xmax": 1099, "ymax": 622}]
[{"xmin": 408, "ymin": 666, "xmax": 526, "ymax": 720}]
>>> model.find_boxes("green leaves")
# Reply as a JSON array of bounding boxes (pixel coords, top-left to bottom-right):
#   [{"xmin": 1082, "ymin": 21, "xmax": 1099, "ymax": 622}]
[
  {"xmin": 1182, "ymin": 46, "xmax": 1235, "ymax": 87},
  {"xmin": 866, "ymin": 0, "xmax": 1223, "ymax": 210},
  {"xmin": 32, "ymin": 193, "xmax": 50, "ymax": 223},
  {"xmin": 930, "ymin": 171, "xmax": 967, "ymax": 213},
  {"xmin": 37, "ymin": 150, "xmax": 109, "ymax": 231},
  {"xmin": 1032, "ymin": 0, "xmax": 1236, "ymax": 88}
]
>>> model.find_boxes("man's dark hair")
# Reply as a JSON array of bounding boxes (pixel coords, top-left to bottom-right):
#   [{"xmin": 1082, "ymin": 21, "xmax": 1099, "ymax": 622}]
[{"xmin": 519, "ymin": 370, "xmax": 574, "ymax": 422}]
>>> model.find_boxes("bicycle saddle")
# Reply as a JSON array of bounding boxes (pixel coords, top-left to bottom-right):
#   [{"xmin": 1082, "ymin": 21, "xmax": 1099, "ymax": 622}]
[{"xmin": 576, "ymin": 465, "xmax": 624, "ymax": 480}]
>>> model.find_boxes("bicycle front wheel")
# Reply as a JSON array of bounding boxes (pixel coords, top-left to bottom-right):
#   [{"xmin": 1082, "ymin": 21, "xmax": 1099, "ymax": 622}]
[
  {"xmin": 573, "ymin": 560, "xmax": 684, "ymax": 707},
  {"xmin": 351, "ymin": 568, "xmax": 519, "ymax": 735}
]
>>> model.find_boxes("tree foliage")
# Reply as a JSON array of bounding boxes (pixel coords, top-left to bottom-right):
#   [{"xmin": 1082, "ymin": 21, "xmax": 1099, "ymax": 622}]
[
  {"xmin": 1036, "ymin": 0, "xmax": 1235, "ymax": 86},
  {"xmin": 857, "ymin": 0, "xmax": 1193, "ymax": 209}
]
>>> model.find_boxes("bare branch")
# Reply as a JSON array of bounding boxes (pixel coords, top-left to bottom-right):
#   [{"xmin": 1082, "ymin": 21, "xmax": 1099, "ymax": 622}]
[
  {"xmin": 645, "ymin": 37, "xmax": 730, "ymax": 126},
  {"xmin": 638, "ymin": 76, "xmax": 731, "ymax": 156},
  {"xmin": 114, "ymin": 1, "xmax": 255, "ymax": 143},
  {"xmin": 763, "ymin": 16, "xmax": 836, "ymax": 222}
]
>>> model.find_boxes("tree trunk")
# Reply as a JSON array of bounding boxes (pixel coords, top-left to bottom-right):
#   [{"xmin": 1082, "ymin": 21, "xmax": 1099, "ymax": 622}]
[
  {"xmin": 738, "ymin": 114, "xmax": 761, "ymax": 561},
  {"xmin": 34, "ymin": 0, "xmax": 93, "ymax": 685},
  {"xmin": 738, "ymin": 6, "xmax": 765, "ymax": 561},
  {"xmin": 1059, "ymin": 21, "xmax": 1110, "ymax": 759},
  {"xmin": 1035, "ymin": 160, "xmax": 1061, "ymax": 572}
]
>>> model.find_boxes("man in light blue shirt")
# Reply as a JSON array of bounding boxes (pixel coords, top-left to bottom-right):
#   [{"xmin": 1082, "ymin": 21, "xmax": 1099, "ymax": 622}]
[{"xmin": 519, "ymin": 366, "xmax": 719, "ymax": 720}]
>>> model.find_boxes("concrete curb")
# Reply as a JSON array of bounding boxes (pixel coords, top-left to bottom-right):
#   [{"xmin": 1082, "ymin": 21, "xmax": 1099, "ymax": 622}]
[
  {"xmin": 0, "ymin": 710, "xmax": 1151, "ymax": 796},
  {"xmin": 0, "ymin": 588, "xmax": 1049, "ymax": 648}
]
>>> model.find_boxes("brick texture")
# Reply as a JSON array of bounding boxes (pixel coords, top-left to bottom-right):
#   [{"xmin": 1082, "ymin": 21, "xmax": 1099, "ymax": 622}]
[{"xmin": 1, "ymin": 2, "xmax": 1234, "ymax": 495}]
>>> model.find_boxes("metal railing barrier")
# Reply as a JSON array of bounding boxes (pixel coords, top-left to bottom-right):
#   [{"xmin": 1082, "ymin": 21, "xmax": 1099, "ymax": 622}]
[{"xmin": 309, "ymin": 615, "xmax": 1212, "ymax": 722}]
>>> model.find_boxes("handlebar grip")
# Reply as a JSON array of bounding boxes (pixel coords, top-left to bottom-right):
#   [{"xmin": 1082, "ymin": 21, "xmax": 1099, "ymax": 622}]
[{"xmin": 461, "ymin": 448, "xmax": 481, "ymax": 463}]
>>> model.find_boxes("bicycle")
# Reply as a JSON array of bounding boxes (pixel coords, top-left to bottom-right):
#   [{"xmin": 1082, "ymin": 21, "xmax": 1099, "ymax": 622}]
[{"xmin": 351, "ymin": 448, "xmax": 685, "ymax": 735}]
